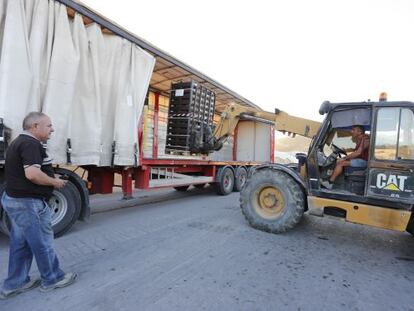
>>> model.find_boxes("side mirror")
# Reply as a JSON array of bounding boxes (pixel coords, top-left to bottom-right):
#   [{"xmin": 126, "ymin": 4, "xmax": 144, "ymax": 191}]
[{"xmin": 319, "ymin": 101, "xmax": 331, "ymax": 115}]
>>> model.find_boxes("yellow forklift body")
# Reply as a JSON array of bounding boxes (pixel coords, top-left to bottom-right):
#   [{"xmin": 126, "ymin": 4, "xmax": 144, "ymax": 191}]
[{"xmin": 307, "ymin": 196, "xmax": 411, "ymax": 231}]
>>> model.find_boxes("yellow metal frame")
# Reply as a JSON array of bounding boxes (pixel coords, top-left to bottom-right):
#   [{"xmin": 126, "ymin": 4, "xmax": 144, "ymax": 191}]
[
  {"xmin": 214, "ymin": 103, "xmax": 321, "ymax": 140},
  {"xmin": 307, "ymin": 196, "xmax": 411, "ymax": 231}
]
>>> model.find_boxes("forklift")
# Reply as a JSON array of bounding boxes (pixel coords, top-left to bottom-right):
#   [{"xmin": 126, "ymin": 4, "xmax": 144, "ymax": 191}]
[{"xmin": 240, "ymin": 93, "xmax": 414, "ymax": 234}]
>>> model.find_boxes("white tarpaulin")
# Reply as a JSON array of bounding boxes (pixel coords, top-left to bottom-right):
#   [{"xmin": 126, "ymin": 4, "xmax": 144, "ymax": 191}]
[
  {"xmin": 113, "ymin": 43, "xmax": 155, "ymax": 165},
  {"xmin": 0, "ymin": 0, "xmax": 7, "ymax": 54},
  {"xmin": 69, "ymin": 17, "xmax": 102, "ymax": 166},
  {"xmin": 0, "ymin": 0, "xmax": 155, "ymax": 166},
  {"xmin": 98, "ymin": 34, "xmax": 121, "ymax": 166},
  {"xmin": 42, "ymin": 2, "xmax": 80, "ymax": 163},
  {"xmin": 27, "ymin": 0, "xmax": 54, "ymax": 110},
  {"xmin": 0, "ymin": 0, "xmax": 36, "ymax": 134}
]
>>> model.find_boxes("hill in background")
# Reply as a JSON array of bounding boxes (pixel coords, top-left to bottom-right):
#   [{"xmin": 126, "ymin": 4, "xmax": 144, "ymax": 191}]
[{"xmin": 274, "ymin": 134, "xmax": 311, "ymax": 163}]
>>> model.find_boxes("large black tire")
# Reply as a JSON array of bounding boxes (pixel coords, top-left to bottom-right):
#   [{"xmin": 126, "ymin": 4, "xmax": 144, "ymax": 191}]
[
  {"xmin": 285, "ymin": 163, "xmax": 299, "ymax": 172},
  {"xmin": 49, "ymin": 181, "xmax": 82, "ymax": 237},
  {"xmin": 0, "ymin": 183, "xmax": 9, "ymax": 234},
  {"xmin": 216, "ymin": 166, "xmax": 235, "ymax": 195},
  {"xmin": 174, "ymin": 185, "xmax": 190, "ymax": 192},
  {"xmin": 0, "ymin": 181, "xmax": 81, "ymax": 237},
  {"xmin": 233, "ymin": 167, "xmax": 247, "ymax": 192},
  {"xmin": 0, "ymin": 209, "xmax": 10, "ymax": 235},
  {"xmin": 54, "ymin": 167, "xmax": 90, "ymax": 221},
  {"xmin": 240, "ymin": 168, "xmax": 305, "ymax": 233}
]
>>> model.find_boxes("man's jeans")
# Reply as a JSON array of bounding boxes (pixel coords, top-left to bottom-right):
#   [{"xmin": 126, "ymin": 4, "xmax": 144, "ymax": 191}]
[{"xmin": 1, "ymin": 193, "xmax": 65, "ymax": 290}]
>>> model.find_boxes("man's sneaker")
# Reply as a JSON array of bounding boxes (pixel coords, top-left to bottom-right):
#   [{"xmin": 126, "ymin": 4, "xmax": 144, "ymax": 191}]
[
  {"xmin": 0, "ymin": 278, "xmax": 41, "ymax": 299},
  {"xmin": 39, "ymin": 272, "xmax": 78, "ymax": 293},
  {"xmin": 321, "ymin": 180, "xmax": 333, "ymax": 190}
]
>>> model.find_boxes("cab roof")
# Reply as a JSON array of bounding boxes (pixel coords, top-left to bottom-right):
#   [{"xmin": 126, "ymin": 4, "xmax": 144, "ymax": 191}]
[{"xmin": 319, "ymin": 101, "xmax": 414, "ymax": 115}]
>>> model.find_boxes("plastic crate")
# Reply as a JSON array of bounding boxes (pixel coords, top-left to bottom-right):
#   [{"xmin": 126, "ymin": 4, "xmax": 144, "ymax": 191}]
[{"xmin": 166, "ymin": 81, "xmax": 216, "ymax": 154}]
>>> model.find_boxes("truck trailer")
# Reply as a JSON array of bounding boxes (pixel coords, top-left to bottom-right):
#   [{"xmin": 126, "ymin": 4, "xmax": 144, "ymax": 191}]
[{"xmin": 0, "ymin": 0, "xmax": 290, "ymax": 236}]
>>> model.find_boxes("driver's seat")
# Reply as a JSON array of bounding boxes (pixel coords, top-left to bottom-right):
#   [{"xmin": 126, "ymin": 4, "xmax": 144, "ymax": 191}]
[
  {"xmin": 344, "ymin": 166, "xmax": 365, "ymax": 175},
  {"xmin": 344, "ymin": 166, "xmax": 366, "ymax": 195}
]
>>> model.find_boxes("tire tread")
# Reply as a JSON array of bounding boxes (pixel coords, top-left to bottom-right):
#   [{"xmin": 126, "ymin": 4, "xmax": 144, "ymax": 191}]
[{"xmin": 240, "ymin": 169, "xmax": 305, "ymax": 233}]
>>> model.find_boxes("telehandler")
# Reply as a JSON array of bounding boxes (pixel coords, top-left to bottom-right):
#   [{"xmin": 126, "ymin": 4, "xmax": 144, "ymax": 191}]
[{"xmin": 238, "ymin": 94, "xmax": 414, "ymax": 234}]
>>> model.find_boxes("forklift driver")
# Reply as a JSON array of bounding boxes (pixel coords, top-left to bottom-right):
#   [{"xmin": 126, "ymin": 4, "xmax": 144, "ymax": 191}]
[{"xmin": 321, "ymin": 125, "xmax": 369, "ymax": 190}]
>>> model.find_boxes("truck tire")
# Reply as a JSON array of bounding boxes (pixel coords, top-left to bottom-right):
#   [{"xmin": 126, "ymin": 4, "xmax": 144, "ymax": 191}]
[
  {"xmin": 240, "ymin": 168, "xmax": 304, "ymax": 233},
  {"xmin": 0, "ymin": 183, "xmax": 9, "ymax": 234},
  {"xmin": 174, "ymin": 185, "xmax": 189, "ymax": 192},
  {"xmin": 0, "ymin": 181, "xmax": 81, "ymax": 237},
  {"xmin": 216, "ymin": 166, "xmax": 234, "ymax": 195},
  {"xmin": 54, "ymin": 167, "xmax": 90, "ymax": 221},
  {"xmin": 247, "ymin": 166, "xmax": 256, "ymax": 178},
  {"xmin": 49, "ymin": 181, "xmax": 82, "ymax": 237},
  {"xmin": 233, "ymin": 167, "xmax": 247, "ymax": 192},
  {"xmin": 0, "ymin": 209, "xmax": 10, "ymax": 235}
]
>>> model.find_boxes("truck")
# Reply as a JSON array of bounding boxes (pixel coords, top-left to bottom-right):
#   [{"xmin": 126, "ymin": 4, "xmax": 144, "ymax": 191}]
[
  {"xmin": 240, "ymin": 96, "xmax": 414, "ymax": 236},
  {"xmin": 0, "ymin": 0, "xmax": 316, "ymax": 236},
  {"xmin": 7, "ymin": 0, "xmax": 404, "ymax": 240}
]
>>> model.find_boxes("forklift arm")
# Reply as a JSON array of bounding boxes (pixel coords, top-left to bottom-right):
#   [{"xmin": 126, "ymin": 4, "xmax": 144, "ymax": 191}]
[{"xmin": 214, "ymin": 103, "xmax": 321, "ymax": 142}]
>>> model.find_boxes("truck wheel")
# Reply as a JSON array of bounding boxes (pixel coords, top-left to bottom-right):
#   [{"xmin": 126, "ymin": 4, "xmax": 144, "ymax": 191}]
[
  {"xmin": 0, "ymin": 181, "xmax": 81, "ymax": 237},
  {"xmin": 54, "ymin": 167, "xmax": 90, "ymax": 221},
  {"xmin": 240, "ymin": 169, "xmax": 304, "ymax": 233},
  {"xmin": 174, "ymin": 185, "xmax": 189, "ymax": 192},
  {"xmin": 216, "ymin": 167, "xmax": 234, "ymax": 195},
  {"xmin": 0, "ymin": 184, "xmax": 9, "ymax": 234},
  {"xmin": 48, "ymin": 181, "xmax": 82, "ymax": 237},
  {"xmin": 233, "ymin": 167, "xmax": 247, "ymax": 192},
  {"xmin": 0, "ymin": 210, "xmax": 10, "ymax": 234}
]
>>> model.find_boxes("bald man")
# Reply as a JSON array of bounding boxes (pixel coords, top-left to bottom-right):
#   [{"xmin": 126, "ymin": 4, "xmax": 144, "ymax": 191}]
[{"xmin": 0, "ymin": 112, "xmax": 77, "ymax": 299}]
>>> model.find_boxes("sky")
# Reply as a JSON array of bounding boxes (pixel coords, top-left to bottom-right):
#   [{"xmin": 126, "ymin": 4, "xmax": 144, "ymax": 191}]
[{"xmin": 81, "ymin": 0, "xmax": 414, "ymax": 121}]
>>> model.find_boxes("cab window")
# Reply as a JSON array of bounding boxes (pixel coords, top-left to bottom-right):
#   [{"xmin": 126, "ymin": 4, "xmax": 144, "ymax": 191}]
[
  {"xmin": 374, "ymin": 107, "xmax": 414, "ymax": 160},
  {"xmin": 323, "ymin": 108, "xmax": 371, "ymax": 155},
  {"xmin": 323, "ymin": 129, "xmax": 355, "ymax": 155}
]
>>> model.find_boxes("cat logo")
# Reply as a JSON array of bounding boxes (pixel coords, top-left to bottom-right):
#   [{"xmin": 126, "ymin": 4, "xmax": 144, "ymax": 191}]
[{"xmin": 376, "ymin": 173, "xmax": 408, "ymax": 191}]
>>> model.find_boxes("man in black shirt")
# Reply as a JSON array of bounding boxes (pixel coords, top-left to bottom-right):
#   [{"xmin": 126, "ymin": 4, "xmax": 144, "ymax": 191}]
[{"xmin": 0, "ymin": 112, "xmax": 77, "ymax": 299}]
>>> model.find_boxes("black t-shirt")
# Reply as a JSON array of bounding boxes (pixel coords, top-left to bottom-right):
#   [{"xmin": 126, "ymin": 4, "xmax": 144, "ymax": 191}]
[{"xmin": 5, "ymin": 134, "xmax": 54, "ymax": 199}]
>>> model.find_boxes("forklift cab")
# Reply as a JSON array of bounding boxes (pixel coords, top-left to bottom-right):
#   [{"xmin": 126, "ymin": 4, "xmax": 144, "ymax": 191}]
[
  {"xmin": 241, "ymin": 99, "xmax": 414, "ymax": 234},
  {"xmin": 318, "ymin": 110, "xmax": 371, "ymax": 195},
  {"xmin": 306, "ymin": 101, "xmax": 414, "ymax": 209}
]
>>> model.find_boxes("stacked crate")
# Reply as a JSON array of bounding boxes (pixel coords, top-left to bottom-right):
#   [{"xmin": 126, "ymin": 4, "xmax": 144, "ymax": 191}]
[{"xmin": 166, "ymin": 81, "xmax": 216, "ymax": 154}]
